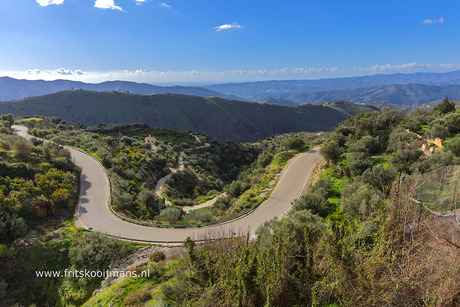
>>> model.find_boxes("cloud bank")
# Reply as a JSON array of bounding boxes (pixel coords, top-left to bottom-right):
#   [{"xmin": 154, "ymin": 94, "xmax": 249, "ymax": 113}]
[
  {"xmin": 2, "ymin": 63, "xmax": 460, "ymax": 84},
  {"xmin": 423, "ymin": 17, "xmax": 445, "ymax": 24},
  {"xmin": 36, "ymin": 0, "xmax": 64, "ymax": 6},
  {"xmin": 94, "ymin": 0, "xmax": 122, "ymax": 11},
  {"xmin": 214, "ymin": 23, "xmax": 243, "ymax": 32}
]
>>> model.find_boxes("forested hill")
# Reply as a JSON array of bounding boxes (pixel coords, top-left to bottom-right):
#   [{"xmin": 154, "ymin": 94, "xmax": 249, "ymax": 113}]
[{"xmin": 0, "ymin": 90, "xmax": 376, "ymax": 142}]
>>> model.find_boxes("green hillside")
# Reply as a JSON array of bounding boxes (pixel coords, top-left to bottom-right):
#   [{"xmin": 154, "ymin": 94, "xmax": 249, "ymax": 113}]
[{"xmin": 0, "ymin": 90, "xmax": 375, "ymax": 142}]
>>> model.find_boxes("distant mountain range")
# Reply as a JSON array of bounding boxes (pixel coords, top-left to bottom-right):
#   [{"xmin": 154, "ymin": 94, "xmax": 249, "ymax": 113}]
[
  {"xmin": 3, "ymin": 70, "xmax": 460, "ymax": 106},
  {"xmin": 261, "ymin": 84, "xmax": 460, "ymax": 106},
  {"xmin": 204, "ymin": 70, "xmax": 460, "ymax": 102},
  {"xmin": 0, "ymin": 77, "xmax": 241, "ymax": 102},
  {"xmin": 0, "ymin": 90, "xmax": 376, "ymax": 142}
]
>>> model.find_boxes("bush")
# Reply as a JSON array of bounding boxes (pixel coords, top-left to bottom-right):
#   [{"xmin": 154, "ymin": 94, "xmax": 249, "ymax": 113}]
[
  {"xmin": 123, "ymin": 290, "xmax": 152, "ymax": 306},
  {"xmin": 9, "ymin": 216, "xmax": 27, "ymax": 239},
  {"xmin": 340, "ymin": 182, "xmax": 381, "ymax": 219},
  {"xmin": 13, "ymin": 138, "xmax": 32, "ymax": 162},
  {"xmin": 173, "ymin": 198, "xmax": 194, "ymax": 207},
  {"xmin": 158, "ymin": 207, "xmax": 182, "ymax": 224},
  {"xmin": 443, "ymin": 112, "xmax": 460, "ymax": 133},
  {"xmin": 282, "ymin": 137, "xmax": 307, "ymax": 151},
  {"xmin": 360, "ymin": 164, "xmax": 397, "ymax": 191},
  {"xmin": 388, "ymin": 128, "xmax": 418, "ymax": 152},
  {"xmin": 51, "ymin": 157, "xmax": 75, "ymax": 172},
  {"xmin": 69, "ymin": 232, "xmax": 133, "ymax": 269},
  {"xmin": 428, "ymin": 123, "xmax": 449, "ymax": 139},
  {"xmin": 413, "ymin": 151, "xmax": 457, "ymax": 173},
  {"xmin": 320, "ymin": 140, "xmax": 343, "ymax": 162},
  {"xmin": 137, "ymin": 189, "xmax": 162, "ymax": 213},
  {"xmin": 347, "ymin": 152, "xmax": 372, "ymax": 177},
  {"xmin": 113, "ymin": 191, "xmax": 133, "ymax": 210},
  {"xmin": 256, "ymin": 151, "xmax": 273, "ymax": 168},
  {"xmin": 391, "ymin": 145, "xmax": 424, "ymax": 173},
  {"xmin": 187, "ymin": 208, "xmax": 216, "ymax": 223},
  {"xmin": 213, "ymin": 195, "xmax": 234, "ymax": 211},
  {"xmin": 150, "ymin": 251, "xmax": 166, "ymax": 262},
  {"xmin": 226, "ymin": 180, "xmax": 250, "ymax": 198},
  {"xmin": 446, "ymin": 136, "xmax": 460, "ymax": 157},
  {"xmin": 291, "ymin": 191, "xmax": 327, "ymax": 217},
  {"xmin": 0, "ymin": 244, "xmax": 8, "ymax": 258}
]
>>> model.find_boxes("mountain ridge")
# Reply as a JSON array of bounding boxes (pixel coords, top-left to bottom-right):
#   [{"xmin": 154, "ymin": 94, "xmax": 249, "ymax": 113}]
[
  {"xmin": 279, "ymin": 83, "xmax": 460, "ymax": 106},
  {"xmin": 204, "ymin": 70, "xmax": 460, "ymax": 101},
  {"xmin": 0, "ymin": 90, "xmax": 376, "ymax": 142},
  {"xmin": 0, "ymin": 76, "xmax": 242, "ymax": 101}
]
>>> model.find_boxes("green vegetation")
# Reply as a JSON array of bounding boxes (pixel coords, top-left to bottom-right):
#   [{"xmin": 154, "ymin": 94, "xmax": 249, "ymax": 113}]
[
  {"xmin": 2, "ymin": 227, "xmax": 135, "ymax": 306},
  {"xmin": 5, "ymin": 101, "xmax": 460, "ymax": 306},
  {"xmin": 0, "ymin": 114, "xmax": 142, "ymax": 306},
  {"xmin": 0, "ymin": 115, "xmax": 80, "ymax": 243},
  {"xmin": 23, "ymin": 118, "xmax": 263, "ymax": 225},
  {"xmin": 433, "ymin": 96, "xmax": 456, "ymax": 115},
  {"xmin": 87, "ymin": 106, "xmax": 460, "ymax": 306},
  {"xmin": 0, "ymin": 90, "xmax": 376, "ymax": 142}
]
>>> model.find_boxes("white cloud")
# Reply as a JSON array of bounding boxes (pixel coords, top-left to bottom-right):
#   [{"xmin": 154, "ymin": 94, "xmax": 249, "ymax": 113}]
[
  {"xmin": 423, "ymin": 17, "xmax": 445, "ymax": 24},
  {"xmin": 159, "ymin": 2, "xmax": 171, "ymax": 8},
  {"xmin": 2, "ymin": 63, "xmax": 460, "ymax": 84},
  {"xmin": 214, "ymin": 23, "xmax": 243, "ymax": 32},
  {"xmin": 135, "ymin": 0, "xmax": 147, "ymax": 5},
  {"xmin": 94, "ymin": 0, "xmax": 122, "ymax": 11},
  {"xmin": 36, "ymin": 0, "xmax": 64, "ymax": 7}
]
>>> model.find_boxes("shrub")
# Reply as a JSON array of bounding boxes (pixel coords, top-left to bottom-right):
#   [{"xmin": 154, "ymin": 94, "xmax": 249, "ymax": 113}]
[
  {"xmin": 9, "ymin": 216, "xmax": 27, "ymax": 239},
  {"xmin": 282, "ymin": 137, "xmax": 307, "ymax": 151},
  {"xmin": 51, "ymin": 157, "xmax": 75, "ymax": 172},
  {"xmin": 256, "ymin": 151, "xmax": 273, "ymax": 168},
  {"xmin": 150, "ymin": 251, "xmax": 166, "ymax": 262},
  {"xmin": 68, "ymin": 232, "xmax": 133, "ymax": 269},
  {"xmin": 113, "ymin": 191, "xmax": 133, "ymax": 210},
  {"xmin": 137, "ymin": 189, "xmax": 162, "ymax": 213},
  {"xmin": 320, "ymin": 140, "xmax": 343, "ymax": 163},
  {"xmin": 226, "ymin": 180, "xmax": 250, "ymax": 198},
  {"xmin": 360, "ymin": 164, "xmax": 397, "ymax": 191},
  {"xmin": 347, "ymin": 152, "xmax": 372, "ymax": 177},
  {"xmin": 158, "ymin": 207, "xmax": 182, "ymax": 224},
  {"xmin": 0, "ymin": 244, "xmax": 8, "ymax": 258},
  {"xmin": 391, "ymin": 145, "xmax": 424, "ymax": 173},
  {"xmin": 213, "ymin": 195, "xmax": 234, "ymax": 211},
  {"xmin": 187, "ymin": 208, "xmax": 216, "ymax": 223},
  {"xmin": 173, "ymin": 198, "xmax": 194, "ymax": 207},
  {"xmin": 340, "ymin": 182, "xmax": 381, "ymax": 219},
  {"xmin": 428, "ymin": 123, "xmax": 449, "ymax": 139},
  {"xmin": 123, "ymin": 290, "xmax": 152, "ymax": 306},
  {"xmin": 13, "ymin": 138, "xmax": 32, "ymax": 162},
  {"xmin": 446, "ymin": 136, "xmax": 460, "ymax": 157}
]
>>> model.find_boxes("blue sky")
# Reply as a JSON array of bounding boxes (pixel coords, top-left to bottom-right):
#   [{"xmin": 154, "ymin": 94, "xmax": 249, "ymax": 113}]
[{"xmin": 0, "ymin": 0, "xmax": 458, "ymax": 83}]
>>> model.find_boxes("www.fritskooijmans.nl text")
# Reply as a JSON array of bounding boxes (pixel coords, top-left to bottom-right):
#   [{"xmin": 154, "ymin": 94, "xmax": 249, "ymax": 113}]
[{"xmin": 36, "ymin": 269, "xmax": 151, "ymax": 279}]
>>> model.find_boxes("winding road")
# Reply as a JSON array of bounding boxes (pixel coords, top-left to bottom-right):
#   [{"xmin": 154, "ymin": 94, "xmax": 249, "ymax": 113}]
[{"xmin": 13, "ymin": 125, "xmax": 321, "ymax": 244}]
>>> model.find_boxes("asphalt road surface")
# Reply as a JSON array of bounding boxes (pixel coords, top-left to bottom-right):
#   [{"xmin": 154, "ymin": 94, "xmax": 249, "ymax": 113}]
[{"xmin": 13, "ymin": 125, "xmax": 322, "ymax": 244}]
